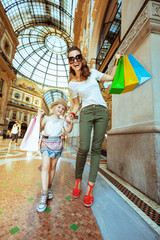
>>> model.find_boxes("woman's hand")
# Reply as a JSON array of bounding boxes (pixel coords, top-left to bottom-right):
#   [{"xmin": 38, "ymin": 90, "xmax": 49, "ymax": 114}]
[
  {"xmin": 69, "ymin": 113, "xmax": 75, "ymax": 121},
  {"xmin": 115, "ymin": 53, "xmax": 123, "ymax": 60},
  {"xmin": 114, "ymin": 53, "xmax": 124, "ymax": 67}
]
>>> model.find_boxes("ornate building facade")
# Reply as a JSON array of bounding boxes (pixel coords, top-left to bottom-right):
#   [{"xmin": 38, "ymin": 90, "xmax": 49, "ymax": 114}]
[
  {"xmin": 5, "ymin": 78, "xmax": 48, "ymax": 137},
  {"xmin": 0, "ymin": 2, "xmax": 19, "ymax": 138}
]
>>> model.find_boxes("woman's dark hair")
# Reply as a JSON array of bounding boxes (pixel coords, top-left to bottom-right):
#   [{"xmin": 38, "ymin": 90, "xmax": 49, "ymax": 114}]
[{"xmin": 67, "ymin": 46, "xmax": 91, "ymax": 81}]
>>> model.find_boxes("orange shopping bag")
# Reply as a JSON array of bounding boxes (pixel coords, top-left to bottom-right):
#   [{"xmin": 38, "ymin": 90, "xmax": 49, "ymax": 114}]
[{"xmin": 121, "ymin": 55, "xmax": 139, "ymax": 94}]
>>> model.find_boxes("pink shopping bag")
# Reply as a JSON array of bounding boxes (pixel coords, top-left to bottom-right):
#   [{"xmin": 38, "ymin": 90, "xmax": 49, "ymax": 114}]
[{"xmin": 20, "ymin": 116, "xmax": 40, "ymax": 152}]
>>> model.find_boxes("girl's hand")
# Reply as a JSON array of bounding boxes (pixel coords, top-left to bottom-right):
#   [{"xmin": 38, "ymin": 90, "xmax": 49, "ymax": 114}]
[{"xmin": 38, "ymin": 109, "xmax": 45, "ymax": 117}]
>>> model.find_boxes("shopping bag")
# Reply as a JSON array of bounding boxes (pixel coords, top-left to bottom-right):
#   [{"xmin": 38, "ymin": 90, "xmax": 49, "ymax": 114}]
[
  {"xmin": 109, "ymin": 57, "xmax": 125, "ymax": 94},
  {"xmin": 121, "ymin": 55, "xmax": 139, "ymax": 93},
  {"xmin": 128, "ymin": 54, "xmax": 152, "ymax": 87},
  {"xmin": 20, "ymin": 116, "xmax": 40, "ymax": 152}
]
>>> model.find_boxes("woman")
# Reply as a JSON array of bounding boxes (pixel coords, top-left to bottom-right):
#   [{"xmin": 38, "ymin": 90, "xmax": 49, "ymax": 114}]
[{"xmin": 67, "ymin": 46, "xmax": 121, "ymax": 207}]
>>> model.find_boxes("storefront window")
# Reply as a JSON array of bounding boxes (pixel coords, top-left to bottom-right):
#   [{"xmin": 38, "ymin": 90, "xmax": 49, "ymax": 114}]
[
  {"xmin": 15, "ymin": 93, "xmax": 20, "ymax": 98},
  {"xmin": 12, "ymin": 111, "xmax": 16, "ymax": 119},
  {"xmin": 24, "ymin": 114, "xmax": 27, "ymax": 121}
]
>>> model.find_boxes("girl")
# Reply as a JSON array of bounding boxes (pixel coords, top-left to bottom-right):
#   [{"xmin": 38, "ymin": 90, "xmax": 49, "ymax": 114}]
[
  {"xmin": 67, "ymin": 46, "xmax": 121, "ymax": 207},
  {"xmin": 37, "ymin": 98, "xmax": 73, "ymax": 212}
]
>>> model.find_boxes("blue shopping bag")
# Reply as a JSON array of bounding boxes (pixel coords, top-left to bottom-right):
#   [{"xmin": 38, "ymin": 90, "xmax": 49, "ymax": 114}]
[{"xmin": 128, "ymin": 54, "xmax": 152, "ymax": 87}]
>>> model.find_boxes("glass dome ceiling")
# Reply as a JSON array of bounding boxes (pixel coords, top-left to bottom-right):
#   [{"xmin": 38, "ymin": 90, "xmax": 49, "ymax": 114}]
[
  {"xmin": 1, "ymin": 0, "xmax": 78, "ymax": 88},
  {"xmin": 44, "ymin": 89, "xmax": 68, "ymax": 106},
  {"xmin": 13, "ymin": 26, "xmax": 70, "ymax": 88},
  {"xmin": 45, "ymin": 35, "xmax": 67, "ymax": 54}
]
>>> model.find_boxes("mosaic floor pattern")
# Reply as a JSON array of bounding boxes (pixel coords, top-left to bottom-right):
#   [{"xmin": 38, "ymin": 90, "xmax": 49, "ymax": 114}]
[
  {"xmin": 0, "ymin": 139, "xmax": 102, "ymax": 240},
  {"xmin": 0, "ymin": 139, "xmax": 160, "ymax": 239}
]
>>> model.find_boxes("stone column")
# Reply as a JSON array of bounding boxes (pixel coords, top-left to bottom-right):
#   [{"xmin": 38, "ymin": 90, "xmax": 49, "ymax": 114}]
[
  {"xmin": 0, "ymin": 79, "xmax": 10, "ymax": 136},
  {"xmin": 9, "ymin": 109, "xmax": 13, "ymax": 121},
  {"xmin": 17, "ymin": 111, "xmax": 20, "ymax": 121},
  {"xmin": 27, "ymin": 113, "xmax": 31, "ymax": 124},
  {"xmin": 21, "ymin": 112, "xmax": 24, "ymax": 122},
  {"xmin": 107, "ymin": 0, "xmax": 160, "ymax": 204}
]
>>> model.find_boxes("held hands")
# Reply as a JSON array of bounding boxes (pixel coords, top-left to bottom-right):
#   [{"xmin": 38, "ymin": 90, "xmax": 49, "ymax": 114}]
[
  {"xmin": 65, "ymin": 115, "xmax": 74, "ymax": 133},
  {"xmin": 65, "ymin": 112, "xmax": 75, "ymax": 125},
  {"xmin": 65, "ymin": 115, "xmax": 73, "ymax": 125},
  {"xmin": 69, "ymin": 112, "xmax": 75, "ymax": 120}
]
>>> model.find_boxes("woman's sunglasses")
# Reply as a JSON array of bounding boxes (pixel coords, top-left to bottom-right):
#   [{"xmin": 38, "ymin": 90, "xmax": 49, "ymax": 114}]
[{"xmin": 68, "ymin": 54, "xmax": 82, "ymax": 64}]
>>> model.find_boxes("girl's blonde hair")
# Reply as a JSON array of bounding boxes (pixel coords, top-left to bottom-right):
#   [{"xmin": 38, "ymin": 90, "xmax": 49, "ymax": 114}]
[{"xmin": 67, "ymin": 46, "xmax": 91, "ymax": 82}]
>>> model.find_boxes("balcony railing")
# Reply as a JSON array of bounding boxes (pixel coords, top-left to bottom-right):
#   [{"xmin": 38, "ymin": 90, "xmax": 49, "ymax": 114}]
[{"xmin": 0, "ymin": 51, "xmax": 17, "ymax": 74}]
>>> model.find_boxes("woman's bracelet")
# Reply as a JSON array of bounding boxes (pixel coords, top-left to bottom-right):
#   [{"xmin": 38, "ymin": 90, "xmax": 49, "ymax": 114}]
[
  {"xmin": 114, "ymin": 58, "xmax": 119, "ymax": 66},
  {"xmin": 70, "ymin": 112, "xmax": 75, "ymax": 118}
]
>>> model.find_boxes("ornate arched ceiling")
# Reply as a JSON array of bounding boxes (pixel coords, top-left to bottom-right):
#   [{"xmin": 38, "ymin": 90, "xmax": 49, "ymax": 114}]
[{"xmin": 1, "ymin": 0, "xmax": 78, "ymax": 89}]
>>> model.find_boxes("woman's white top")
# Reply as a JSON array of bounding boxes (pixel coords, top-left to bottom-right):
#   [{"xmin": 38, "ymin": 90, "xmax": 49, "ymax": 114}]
[
  {"xmin": 68, "ymin": 69, "xmax": 107, "ymax": 109},
  {"xmin": 42, "ymin": 115, "xmax": 67, "ymax": 137}
]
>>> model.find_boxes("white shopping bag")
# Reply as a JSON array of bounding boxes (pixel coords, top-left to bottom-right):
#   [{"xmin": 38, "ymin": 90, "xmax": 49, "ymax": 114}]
[{"xmin": 20, "ymin": 116, "xmax": 40, "ymax": 152}]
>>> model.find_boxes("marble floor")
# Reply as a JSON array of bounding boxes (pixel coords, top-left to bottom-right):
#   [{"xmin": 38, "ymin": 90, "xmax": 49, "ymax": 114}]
[{"xmin": 0, "ymin": 138, "xmax": 160, "ymax": 240}]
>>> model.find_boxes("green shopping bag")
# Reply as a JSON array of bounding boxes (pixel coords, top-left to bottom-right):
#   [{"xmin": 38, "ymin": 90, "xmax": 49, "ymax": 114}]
[{"xmin": 109, "ymin": 57, "xmax": 125, "ymax": 94}]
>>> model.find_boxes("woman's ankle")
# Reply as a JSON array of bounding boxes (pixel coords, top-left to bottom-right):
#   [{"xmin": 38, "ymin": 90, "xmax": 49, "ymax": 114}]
[
  {"xmin": 74, "ymin": 179, "xmax": 81, "ymax": 189},
  {"xmin": 85, "ymin": 182, "xmax": 94, "ymax": 196},
  {"xmin": 72, "ymin": 179, "xmax": 82, "ymax": 198}
]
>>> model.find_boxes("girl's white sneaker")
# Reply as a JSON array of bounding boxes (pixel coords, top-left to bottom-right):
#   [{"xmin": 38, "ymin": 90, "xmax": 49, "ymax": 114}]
[
  {"xmin": 37, "ymin": 194, "xmax": 47, "ymax": 212},
  {"xmin": 48, "ymin": 188, "xmax": 53, "ymax": 200}
]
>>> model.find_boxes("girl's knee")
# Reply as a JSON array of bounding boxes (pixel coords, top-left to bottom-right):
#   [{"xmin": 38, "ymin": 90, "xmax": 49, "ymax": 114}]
[
  {"xmin": 50, "ymin": 158, "xmax": 58, "ymax": 170},
  {"xmin": 42, "ymin": 162, "xmax": 50, "ymax": 171},
  {"xmin": 50, "ymin": 163, "xmax": 57, "ymax": 171},
  {"xmin": 42, "ymin": 165, "xmax": 50, "ymax": 172},
  {"xmin": 42, "ymin": 155, "xmax": 50, "ymax": 170}
]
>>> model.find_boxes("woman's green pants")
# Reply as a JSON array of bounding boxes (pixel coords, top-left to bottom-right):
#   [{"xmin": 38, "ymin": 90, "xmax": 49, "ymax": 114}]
[{"xmin": 75, "ymin": 104, "xmax": 108, "ymax": 183}]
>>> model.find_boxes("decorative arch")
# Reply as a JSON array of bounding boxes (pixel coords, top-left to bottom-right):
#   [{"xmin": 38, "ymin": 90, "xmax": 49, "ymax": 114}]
[
  {"xmin": 8, "ymin": 121, "xmax": 15, "ymax": 130},
  {"xmin": 43, "ymin": 89, "xmax": 68, "ymax": 107}
]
